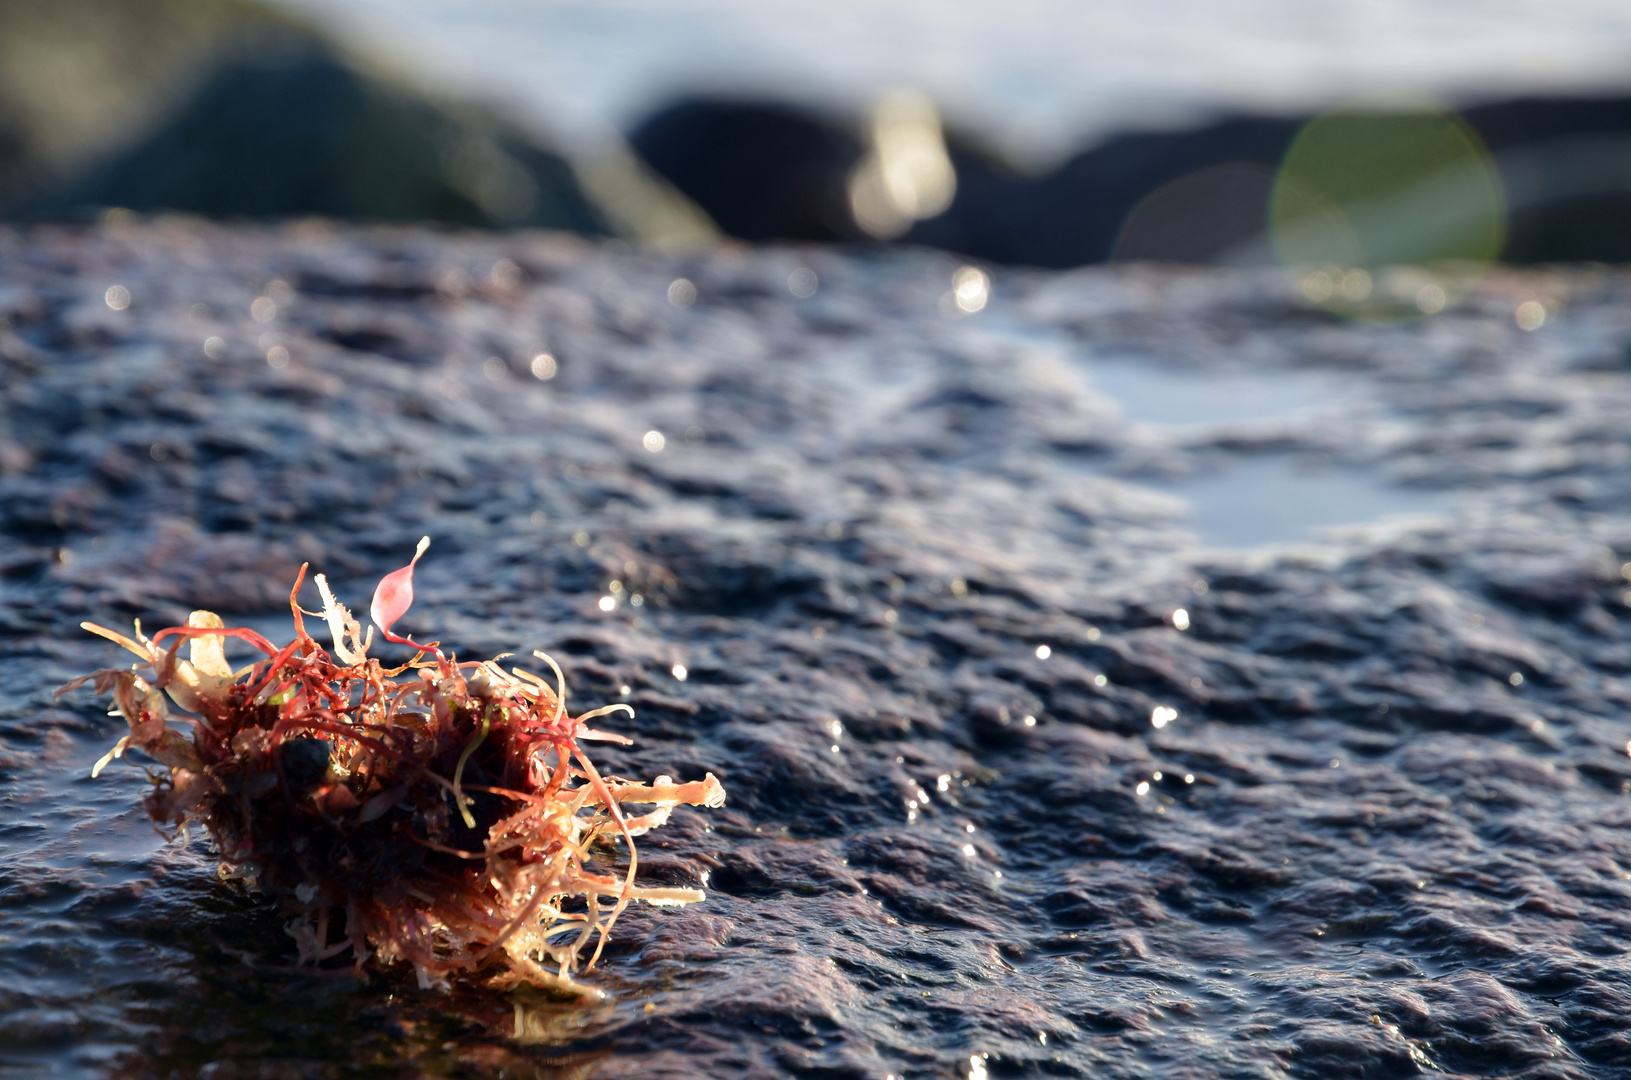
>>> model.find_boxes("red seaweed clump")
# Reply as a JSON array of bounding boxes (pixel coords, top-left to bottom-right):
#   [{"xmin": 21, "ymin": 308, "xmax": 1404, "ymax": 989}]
[{"xmin": 59, "ymin": 537, "xmax": 725, "ymax": 994}]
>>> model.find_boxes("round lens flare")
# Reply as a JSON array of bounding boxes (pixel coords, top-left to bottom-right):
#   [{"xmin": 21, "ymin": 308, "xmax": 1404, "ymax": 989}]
[{"xmin": 1271, "ymin": 107, "xmax": 1506, "ymax": 318}]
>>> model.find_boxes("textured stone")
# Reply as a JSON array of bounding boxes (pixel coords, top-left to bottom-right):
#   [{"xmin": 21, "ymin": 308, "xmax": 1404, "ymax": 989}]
[{"xmin": 3, "ymin": 221, "xmax": 1631, "ymax": 1077}]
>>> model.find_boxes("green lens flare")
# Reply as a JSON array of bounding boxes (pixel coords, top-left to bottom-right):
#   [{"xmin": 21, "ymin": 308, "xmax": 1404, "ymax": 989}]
[{"xmin": 1271, "ymin": 108, "xmax": 1506, "ymax": 316}]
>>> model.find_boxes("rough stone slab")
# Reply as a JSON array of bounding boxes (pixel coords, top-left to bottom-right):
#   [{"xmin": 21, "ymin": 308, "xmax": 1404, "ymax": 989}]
[{"xmin": 3, "ymin": 220, "xmax": 1631, "ymax": 1078}]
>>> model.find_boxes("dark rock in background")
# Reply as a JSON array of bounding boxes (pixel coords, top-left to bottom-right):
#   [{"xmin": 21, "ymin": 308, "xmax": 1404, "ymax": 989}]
[
  {"xmin": 916, "ymin": 116, "xmax": 1301, "ymax": 266},
  {"xmin": 43, "ymin": 42, "xmax": 607, "ymax": 232},
  {"xmin": 11, "ymin": 0, "xmax": 1629, "ymax": 265},
  {"xmin": 5, "ymin": 221, "xmax": 1631, "ymax": 1077},
  {"xmin": 0, "ymin": 0, "xmax": 610, "ymax": 233},
  {"xmin": 628, "ymin": 99, "xmax": 867, "ymax": 243},
  {"xmin": 0, "ymin": 0, "xmax": 302, "ymax": 214},
  {"xmin": 1474, "ymin": 96, "xmax": 1631, "ymax": 263},
  {"xmin": 627, "ymin": 93, "xmax": 1631, "ymax": 267}
]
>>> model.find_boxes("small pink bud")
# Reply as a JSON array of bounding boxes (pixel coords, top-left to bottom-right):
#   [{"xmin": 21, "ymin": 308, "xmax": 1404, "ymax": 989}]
[{"xmin": 371, "ymin": 536, "xmax": 430, "ymax": 644}]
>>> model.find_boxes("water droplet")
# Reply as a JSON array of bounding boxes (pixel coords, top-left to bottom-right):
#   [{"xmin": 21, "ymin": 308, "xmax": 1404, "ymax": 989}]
[
  {"xmin": 952, "ymin": 266, "xmax": 989, "ymax": 313},
  {"xmin": 667, "ymin": 278, "xmax": 697, "ymax": 308}
]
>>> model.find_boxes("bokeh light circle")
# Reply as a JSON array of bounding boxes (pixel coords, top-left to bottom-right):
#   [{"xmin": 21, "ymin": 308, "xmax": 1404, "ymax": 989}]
[{"xmin": 1271, "ymin": 107, "xmax": 1506, "ymax": 317}]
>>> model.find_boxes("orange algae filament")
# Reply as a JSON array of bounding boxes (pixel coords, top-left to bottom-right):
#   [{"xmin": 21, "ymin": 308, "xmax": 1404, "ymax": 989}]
[{"xmin": 58, "ymin": 538, "xmax": 725, "ymax": 994}]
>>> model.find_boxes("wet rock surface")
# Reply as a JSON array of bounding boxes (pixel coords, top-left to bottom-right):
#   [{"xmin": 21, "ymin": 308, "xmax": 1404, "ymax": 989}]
[{"xmin": 4, "ymin": 220, "xmax": 1631, "ymax": 1078}]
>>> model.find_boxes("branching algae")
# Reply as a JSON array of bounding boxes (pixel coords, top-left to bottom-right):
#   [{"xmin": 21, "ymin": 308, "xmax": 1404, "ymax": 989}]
[{"xmin": 59, "ymin": 538, "xmax": 725, "ymax": 995}]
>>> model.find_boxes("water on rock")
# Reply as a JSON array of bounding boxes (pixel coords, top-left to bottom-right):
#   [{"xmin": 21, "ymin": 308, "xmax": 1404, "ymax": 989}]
[{"xmin": 2, "ymin": 221, "xmax": 1630, "ymax": 1077}]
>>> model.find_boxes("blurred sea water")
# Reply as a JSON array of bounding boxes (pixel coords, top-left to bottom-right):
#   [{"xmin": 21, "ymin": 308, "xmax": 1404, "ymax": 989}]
[{"xmin": 269, "ymin": 0, "xmax": 1631, "ymax": 162}]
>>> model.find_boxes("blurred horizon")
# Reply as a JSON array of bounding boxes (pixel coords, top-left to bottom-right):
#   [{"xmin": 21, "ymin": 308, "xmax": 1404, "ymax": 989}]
[
  {"xmin": 266, "ymin": 0, "xmax": 1631, "ymax": 166},
  {"xmin": 6, "ymin": 0, "xmax": 1631, "ymax": 268}
]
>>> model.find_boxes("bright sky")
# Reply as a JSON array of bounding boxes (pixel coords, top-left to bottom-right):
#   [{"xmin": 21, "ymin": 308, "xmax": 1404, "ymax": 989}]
[{"xmin": 272, "ymin": 0, "xmax": 1631, "ymax": 163}]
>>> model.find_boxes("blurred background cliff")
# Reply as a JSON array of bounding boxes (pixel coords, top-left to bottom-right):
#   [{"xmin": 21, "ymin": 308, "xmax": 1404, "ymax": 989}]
[
  {"xmin": 0, "ymin": 0, "xmax": 712, "ymax": 244},
  {"xmin": 4, "ymin": 0, "xmax": 1631, "ymax": 266}
]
